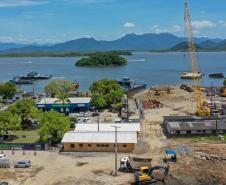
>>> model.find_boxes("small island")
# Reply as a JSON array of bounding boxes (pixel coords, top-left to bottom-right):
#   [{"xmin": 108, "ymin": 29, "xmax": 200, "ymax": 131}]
[{"xmin": 75, "ymin": 52, "xmax": 128, "ymax": 67}]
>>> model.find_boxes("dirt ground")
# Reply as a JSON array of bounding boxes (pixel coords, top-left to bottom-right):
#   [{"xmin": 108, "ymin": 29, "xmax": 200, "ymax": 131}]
[{"xmin": 1, "ymin": 86, "xmax": 226, "ymax": 185}]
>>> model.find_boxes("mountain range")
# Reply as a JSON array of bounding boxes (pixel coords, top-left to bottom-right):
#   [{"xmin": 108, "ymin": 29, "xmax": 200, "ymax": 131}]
[{"xmin": 0, "ymin": 33, "xmax": 225, "ymax": 53}]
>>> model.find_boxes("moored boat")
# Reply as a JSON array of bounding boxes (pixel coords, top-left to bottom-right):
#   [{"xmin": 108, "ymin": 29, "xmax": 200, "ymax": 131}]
[
  {"xmin": 117, "ymin": 77, "xmax": 147, "ymax": 93},
  {"xmin": 19, "ymin": 71, "xmax": 52, "ymax": 80},
  {"xmin": 209, "ymin": 73, "xmax": 224, "ymax": 78},
  {"xmin": 180, "ymin": 72, "xmax": 202, "ymax": 79}
]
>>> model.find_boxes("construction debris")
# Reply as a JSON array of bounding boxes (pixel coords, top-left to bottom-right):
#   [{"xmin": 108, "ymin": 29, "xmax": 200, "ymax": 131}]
[
  {"xmin": 180, "ymin": 84, "xmax": 194, "ymax": 93},
  {"xmin": 142, "ymin": 100, "xmax": 163, "ymax": 110},
  {"xmin": 194, "ymin": 152, "xmax": 226, "ymax": 161}
]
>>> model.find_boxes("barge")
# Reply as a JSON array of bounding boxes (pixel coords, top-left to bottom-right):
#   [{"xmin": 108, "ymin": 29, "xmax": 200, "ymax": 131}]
[
  {"xmin": 118, "ymin": 77, "xmax": 147, "ymax": 93},
  {"xmin": 180, "ymin": 72, "xmax": 202, "ymax": 79},
  {"xmin": 209, "ymin": 73, "xmax": 224, "ymax": 78}
]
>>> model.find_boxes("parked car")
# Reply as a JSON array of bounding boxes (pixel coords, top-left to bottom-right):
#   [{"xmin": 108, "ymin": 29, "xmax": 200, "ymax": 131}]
[
  {"xmin": 84, "ymin": 112, "xmax": 91, "ymax": 117},
  {"xmin": 0, "ymin": 182, "xmax": 8, "ymax": 185},
  {"xmin": 83, "ymin": 118, "xmax": 91, "ymax": 123},
  {"xmin": 79, "ymin": 112, "xmax": 85, "ymax": 117},
  {"xmin": 0, "ymin": 154, "xmax": 8, "ymax": 160},
  {"xmin": 92, "ymin": 112, "xmax": 100, "ymax": 117},
  {"xmin": 14, "ymin": 160, "xmax": 31, "ymax": 168}
]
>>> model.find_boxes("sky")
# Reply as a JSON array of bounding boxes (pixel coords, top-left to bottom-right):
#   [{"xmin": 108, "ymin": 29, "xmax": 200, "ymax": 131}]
[{"xmin": 0, "ymin": 0, "xmax": 225, "ymax": 44}]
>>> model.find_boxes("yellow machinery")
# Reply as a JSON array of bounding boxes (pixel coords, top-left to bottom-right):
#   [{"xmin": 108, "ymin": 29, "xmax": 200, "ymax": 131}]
[
  {"xmin": 135, "ymin": 166, "xmax": 152, "ymax": 183},
  {"xmin": 134, "ymin": 166, "xmax": 170, "ymax": 184},
  {"xmin": 184, "ymin": 0, "xmax": 211, "ymax": 116}
]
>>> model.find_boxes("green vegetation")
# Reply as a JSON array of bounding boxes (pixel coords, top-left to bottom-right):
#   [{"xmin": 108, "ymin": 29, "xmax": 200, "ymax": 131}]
[
  {"xmin": 0, "ymin": 98, "xmax": 71, "ymax": 144},
  {"xmin": 190, "ymin": 135, "xmax": 226, "ymax": 142},
  {"xmin": 223, "ymin": 79, "xmax": 226, "ymax": 86},
  {"xmin": 0, "ymin": 82, "xmax": 17, "ymax": 100},
  {"xmin": 0, "ymin": 111, "xmax": 20, "ymax": 137},
  {"xmin": 5, "ymin": 130, "xmax": 40, "ymax": 143},
  {"xmin": 8, "ymin": 99, "xmax": 42, "ymax": 125},
  {"xmin": 76, "ymin": 52, "xmax": 128, "ymax": 67},
  {"xmin": 90, "ymin": 79, "xmax": 124, "ymax": 110},
  {"xmin": 38, "ymin": 111, "xmax": 70, "ymax": 144},
  {"xmin": 170, "ymin": 135, "xmax": 226, "ymax": 143},
  {"xmin": 0, "ymin": 51, "xmax": 132, "ymax": 58},
  {"xmin": 44, "ymin": 80, "xmax": 76, "ymax": 98}
]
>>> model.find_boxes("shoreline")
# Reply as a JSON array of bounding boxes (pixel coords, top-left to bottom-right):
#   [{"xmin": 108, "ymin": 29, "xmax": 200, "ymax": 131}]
[{"xmin": 0, "ymin": 51, "xmax": 226, "ymax": 58}]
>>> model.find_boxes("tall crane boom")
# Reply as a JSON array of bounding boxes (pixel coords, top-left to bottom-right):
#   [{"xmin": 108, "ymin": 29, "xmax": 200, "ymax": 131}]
[
  {"xmin": 184, "ymin": 0, "xmax": 211, "ymax": 116},
  {"xmin": 184, "ymin": 0, "xmax": 199, "ymax": 77}
]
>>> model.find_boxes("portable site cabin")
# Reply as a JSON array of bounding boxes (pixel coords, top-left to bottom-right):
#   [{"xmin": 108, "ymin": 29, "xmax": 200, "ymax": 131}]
[
  {"xmin": 163, "ymin": 116, "xmax": 226, "ymax": 136},
  {"xmin": 61, "ymin": 131, "xmax": 138, "ymax": 152}
]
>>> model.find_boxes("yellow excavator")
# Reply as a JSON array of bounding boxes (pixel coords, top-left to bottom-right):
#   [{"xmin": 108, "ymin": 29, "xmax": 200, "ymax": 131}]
[
  {"xmin": 184, "ymin": 0, "xmax": 211, "ymax": 116},
  {"xmin": 134, "ymin": 165, "xmax": 170, "ymax": 185}
]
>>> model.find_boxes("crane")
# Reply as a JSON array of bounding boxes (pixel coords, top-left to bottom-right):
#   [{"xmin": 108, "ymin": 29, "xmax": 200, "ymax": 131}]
[{"xmin": 184, "ymin": 0, "xmax": 211, "ymax": 116}]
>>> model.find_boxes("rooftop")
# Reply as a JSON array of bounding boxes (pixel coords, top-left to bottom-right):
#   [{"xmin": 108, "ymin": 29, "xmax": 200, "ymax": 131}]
[
  {"xmin": 75, "ymin": 123, "xmax": 140, "ymax": 132},
  {"xmin": 167, "ymin": 120, "xmax": 226, "ymax": 131},
  {"xmin": 37, "ymin": 97, "xmax": 91, "ymax": 105},
  {"xmin": 61, "ymin": 131, "xmax": 138, "ymax": 144}
]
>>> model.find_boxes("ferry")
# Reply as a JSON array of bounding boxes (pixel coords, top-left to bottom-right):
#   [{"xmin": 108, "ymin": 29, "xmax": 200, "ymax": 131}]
[
  {"xmin": 117, "ymin": 77, "xmax": 147, "ymax": 93},
  {"xmin": 180, "ymin": 72, "xmax": 203, "ymax": 79},
  {"xmin": 19, "ymin": 71, "xmax": 52, "ymax": 80}
]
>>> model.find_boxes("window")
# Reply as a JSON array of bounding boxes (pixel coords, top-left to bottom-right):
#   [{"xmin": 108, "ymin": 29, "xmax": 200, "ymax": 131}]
[
  {"xmin": 101, "ymin": 144, "xmax": 105, "ymax": 147},
  {"xmin": 88, "ymin": 144, "xmax": 92, "ymax": 147},
  {"xmin": 79, "ymin": 144, "xmax": 83, "ymax": 147},
  {"xmin": 105, "ymin": 145, "xmax": 109, "ymax": 147},
  {"xmin": 123, "ymin": 145, "xmax": 127, "ymax": 148},
  {"xmin": 186, "ymin": 130, "xmax": 191, "ymax": 134},
  {"xmin": 203, "ymin": 130, "xmax": 206, "ymax": 134},
  {"xmin": 97, "ymin": 144, "xmax": 100, "ymax": 147},
  {"xmin": 70, "ymin": 144, "xmax": 75, "ymax": 148},
  {"xmin": 176, "ymin": 130, "xmax": 180, "ymax": 134}
]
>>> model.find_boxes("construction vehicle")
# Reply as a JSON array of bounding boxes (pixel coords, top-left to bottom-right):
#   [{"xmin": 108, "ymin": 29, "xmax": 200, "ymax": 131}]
[
  {"xmin": 119, "ymin": 156, "xmax": 152, "ymax": 173},
  {"xmin": 220, "ymin": 87, "xmax": 226, "ymax": 97},
  {"xmin": 163, "ymin": 150, "xmax": 177, "ymax": 163},
  {"xmin": 134, "ymin": 165, "xmax": 170, "ymax": 185},
  {"xmin": 184, "ymin": 0, "xmax": 211, "ymax": 116}
]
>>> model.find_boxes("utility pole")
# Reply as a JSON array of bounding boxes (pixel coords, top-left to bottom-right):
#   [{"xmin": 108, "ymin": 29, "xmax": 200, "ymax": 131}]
[
  {"xmin": 97, "ymin": 116, "xmax": 100, "ymax": 131},
  {"xmin": 111, "ymin": 126, "xmax": 120, "ymax": 176},
  {"xmin": 126, "ymin": 93, "xmax": 129, "ymax": 121}
]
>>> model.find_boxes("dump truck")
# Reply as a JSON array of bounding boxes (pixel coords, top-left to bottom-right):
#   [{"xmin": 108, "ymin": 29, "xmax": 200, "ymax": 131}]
[
  {"xmin": 163, "ymin": 149, "xmax": 177, "ymax": 163},
  {"xmin": 134, "ymin": 165, "xmax": 170, "ymax": 185},
  {"xmin": 119, "ymin": 156, "xmax": 152, "ymax": 173}
]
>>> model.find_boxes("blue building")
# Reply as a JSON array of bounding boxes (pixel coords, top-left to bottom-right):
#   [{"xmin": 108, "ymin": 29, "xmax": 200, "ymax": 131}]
[{"xmin": 36, "ymin": 97, "xmax": 91, "ymax": 113}]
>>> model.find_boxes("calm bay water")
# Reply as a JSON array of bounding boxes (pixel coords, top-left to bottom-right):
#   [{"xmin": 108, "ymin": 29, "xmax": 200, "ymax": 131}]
[{"xmin": 0, "ymin": 52, "xmax": 226, "ymax": 92}]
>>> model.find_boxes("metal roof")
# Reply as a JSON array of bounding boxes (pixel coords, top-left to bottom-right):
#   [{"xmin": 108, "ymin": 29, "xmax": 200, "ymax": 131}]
[
  {"xmin": 37, "ymin": 97, "xmax": 91, "ymax": 105},
  {"xmin": 164, "ymin": 115, "xmax": 220, "ymax": 121},
  {"xmin": 75, "ymin": 123, "xmax": 140, "ymax": 132},
  {"xmin": 167, "ymin": 120, "xmax": 226, "ymax": 131},
  {"xmin": 61, "ymin": 131, "xmax": 138, "ymax": 144}
]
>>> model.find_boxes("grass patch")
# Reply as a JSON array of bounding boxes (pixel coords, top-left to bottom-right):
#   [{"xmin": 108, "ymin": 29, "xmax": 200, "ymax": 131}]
[
  {"xmin": 170, "ymin": 135, "xmax": 226, "ymax": 143},
  {"xmin": 5, "ymin": 130, "xmax": 40, "ymax": 143}
]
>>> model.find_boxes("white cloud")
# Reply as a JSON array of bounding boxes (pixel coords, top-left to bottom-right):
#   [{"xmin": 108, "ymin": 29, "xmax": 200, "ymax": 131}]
[
  {"xmin": 0, "ymin": 0, "xmax": 48, "ymax": 8},
  {"xmin": 192, "ymin": 20, "xmax": 216, "ymax": 29},
  {"xmin": 218, "ymin": 20, "xmax": 226, "ymax": 27},
  {"xmin": 149, "ymin": 24, "xmax": 182, "ymax": 34},
  {"xmin": 124, "ymin": 22, "xmax": 135, "ymax": 28}
]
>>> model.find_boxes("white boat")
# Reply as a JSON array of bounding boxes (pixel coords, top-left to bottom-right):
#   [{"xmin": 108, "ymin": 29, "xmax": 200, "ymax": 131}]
[{"xmin": 180, "ymin": 72, "xmax": 202, "ymax": 79}]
